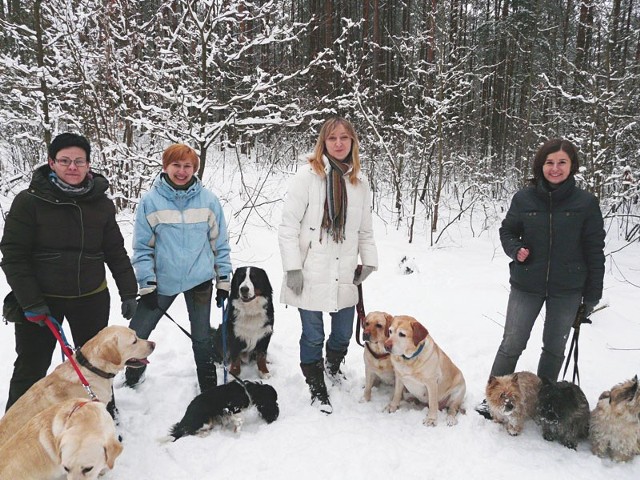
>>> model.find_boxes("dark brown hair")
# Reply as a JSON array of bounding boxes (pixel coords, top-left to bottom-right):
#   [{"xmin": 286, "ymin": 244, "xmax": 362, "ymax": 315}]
[{"xmin": 530, "ymin": 138, "xmax": 579, "ymax": 183}]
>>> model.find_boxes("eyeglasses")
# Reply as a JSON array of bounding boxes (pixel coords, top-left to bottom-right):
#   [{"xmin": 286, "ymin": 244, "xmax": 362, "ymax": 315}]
[{"xmin": 55, "ymin": 157, "xmax": 88, "ymax": 167}]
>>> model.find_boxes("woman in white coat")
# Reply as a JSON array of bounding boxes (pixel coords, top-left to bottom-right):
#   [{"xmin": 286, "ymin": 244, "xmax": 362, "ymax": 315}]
[{"xmin": 279, "ymin": 117, "xmax": 378, "ymax": 414}]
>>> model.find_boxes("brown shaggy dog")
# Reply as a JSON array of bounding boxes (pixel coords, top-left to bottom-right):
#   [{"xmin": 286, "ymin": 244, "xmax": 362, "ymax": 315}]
[
  {"xmin": 486, "ymin": 371, "xmax": 541, "ymax": 436},
  {"xmin": 590, "ymin": 375, "xmax": 640, "ymax": 462}
]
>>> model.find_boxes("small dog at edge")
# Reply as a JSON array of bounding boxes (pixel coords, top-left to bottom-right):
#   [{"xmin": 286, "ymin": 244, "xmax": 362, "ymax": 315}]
[
  {"xmin": 590, "ymin": 375, "xmax": 640, "ymax": 462},
  {"xmin": 168, "ymin": 379, "xmax": 279, "ymax": 441},
  {"xmin": 535, "ymin": 378, "xmax": 590, "ymax": 449},
  {"xmin": 485, "ymin": 371, "xmax": 541, "ymax": 436}
]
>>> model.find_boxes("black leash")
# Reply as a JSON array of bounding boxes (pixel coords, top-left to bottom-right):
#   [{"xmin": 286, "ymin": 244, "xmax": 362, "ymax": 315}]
[
  {"xmin": 161, "ymin": 308, "xmax": 192, "ymax": 340},
  {"xmin": 354, "ymin": 265, "xmax": 366, "ymax": 348},
  {"xmin": 562, "ymin": 304, "xmax": 591, "ymax": 385}
]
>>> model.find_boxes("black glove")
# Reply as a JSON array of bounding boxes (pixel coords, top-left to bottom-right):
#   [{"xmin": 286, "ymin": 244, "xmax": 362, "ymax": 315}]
[
  {"xmin": 215, "ymin": 288, "xmax": 229, "ymax": 308},
  {"xmin": 140, "ymin": 290, "xmax": 159, "ymax": 310},
  {"xmin": 121, "ymin": 298, "xmax": 138, "ymax": 319}
]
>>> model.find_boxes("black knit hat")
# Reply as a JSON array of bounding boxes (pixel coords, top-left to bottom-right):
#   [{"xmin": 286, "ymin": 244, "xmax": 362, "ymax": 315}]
[{"xmin": 48, "ymin": 133, "xmax": 91, "ymax": 162}]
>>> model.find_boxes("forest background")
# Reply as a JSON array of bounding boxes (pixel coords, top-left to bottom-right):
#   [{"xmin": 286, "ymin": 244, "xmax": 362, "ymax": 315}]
[{"xmin": 0, "ymin": 0, "xmax": 639, "ymax": 246}]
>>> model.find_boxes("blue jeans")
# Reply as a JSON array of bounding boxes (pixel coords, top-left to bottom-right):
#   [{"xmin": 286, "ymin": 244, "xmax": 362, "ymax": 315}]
[
  {"xmin": 129, "ymin": 283, "xmax": 214, "ymax": 370},
  {"xmin": 299, "ymin": 306, "xmax": 355, "ymax": 364},
  {"xmin": 490, "ymin": 287, "xmax": 582, "ymax": 381}
]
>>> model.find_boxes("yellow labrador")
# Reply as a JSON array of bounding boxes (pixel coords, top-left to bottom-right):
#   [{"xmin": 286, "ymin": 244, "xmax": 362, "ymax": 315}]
[
  {"xmin": 0, "ymin": 398, "xmax": 122, "ymax": 480},
  {"xmin": 361, "ymin": 311, "xmax": 395, "ymax": 402},
  {"xmin": 0, "ymin": 325, "xmax": 154, "ymax": 446},
  {"xmin": 384, "ymin": 315, "xmax": 466, "ymax": 426}
]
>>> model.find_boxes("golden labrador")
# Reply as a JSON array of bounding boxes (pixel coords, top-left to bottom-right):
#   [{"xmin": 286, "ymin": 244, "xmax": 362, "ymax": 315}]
[
  {"xmin": 361, "ymin": 311, "xmax": 395, "ymax": 402},
  {"xmin": 384, "ymin": 315, "xmax": 466, "ymax": 426},
  {"xmin": 0, "ymin": 325, "xmax": 154, "ymax": 446},
  {"xmin": 0, "ymin": 398, "xmax": 122, "ymax": 479}
]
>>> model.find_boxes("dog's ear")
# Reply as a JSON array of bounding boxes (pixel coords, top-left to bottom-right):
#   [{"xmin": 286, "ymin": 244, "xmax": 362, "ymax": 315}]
[
  {"xmin": 104, "ymin": 439, "xmax": 124, "ymax": 469},
  {"xmin": 101, "ymin": 337, "xmax": 122, "ymax": 366},
  {"xmin": 512, "ymin": 372, "xmax": 520, "ymax": 384},
  {"xmin": 411, "ymin": 321, "xmax": 428, "ymax": 346},
  {"xmin": 384, "ymin": 313, "xmax": 393, "ymax": 336},
  {"xmin": 487, "ymin": 375, "xmax": 497, "ymax": 386}
]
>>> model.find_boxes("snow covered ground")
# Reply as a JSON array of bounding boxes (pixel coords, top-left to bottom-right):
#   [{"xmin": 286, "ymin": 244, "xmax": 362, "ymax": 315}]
[{"xmin": 1, "ymin": 164, "xmax": 639, "ymax": 479}]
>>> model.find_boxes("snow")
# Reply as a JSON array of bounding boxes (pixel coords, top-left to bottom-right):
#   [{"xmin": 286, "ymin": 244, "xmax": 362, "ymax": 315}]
[{"xmin": 1, "ymin": 169, "xmax": 639, "ymax": 480}]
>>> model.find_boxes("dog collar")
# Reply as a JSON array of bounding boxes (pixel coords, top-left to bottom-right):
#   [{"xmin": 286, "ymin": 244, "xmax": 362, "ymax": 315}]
[
  {"xmin": 366, "ymin": 342, "xmax": 390, "ymax": 360},
  {"xmin": 402, "ymin": 342, "xmax": 425, "ymax": 360},
  {"xmin": 75, "ymin": 349, "xmax": 116, "ymax": 379}
]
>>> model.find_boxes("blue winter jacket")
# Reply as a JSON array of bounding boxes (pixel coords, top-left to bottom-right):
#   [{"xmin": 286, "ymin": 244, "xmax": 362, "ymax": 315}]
[{"xmin": 132, "ymin": 174, "xmax": 232, "ymax": 296}]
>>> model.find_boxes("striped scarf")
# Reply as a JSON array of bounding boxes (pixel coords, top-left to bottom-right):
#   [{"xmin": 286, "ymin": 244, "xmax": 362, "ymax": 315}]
[{"xmin": 321, "ymin": 153, "xmax": 352, "ymax": 243}]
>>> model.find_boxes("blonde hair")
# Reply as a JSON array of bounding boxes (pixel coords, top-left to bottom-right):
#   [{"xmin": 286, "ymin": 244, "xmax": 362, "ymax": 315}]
[
  {"xmin": 309, "ymin": 117, "xmax": 361, "ymax": 185},
  {"xmin": 162, "ymin": 144, "xmax": 199, "ymax": 172}
]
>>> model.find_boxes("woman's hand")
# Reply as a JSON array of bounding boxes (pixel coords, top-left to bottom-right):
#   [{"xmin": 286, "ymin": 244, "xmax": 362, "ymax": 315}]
[{"xmin": 516, "ymin": 247, "xmax": 530, "ymax": 263}]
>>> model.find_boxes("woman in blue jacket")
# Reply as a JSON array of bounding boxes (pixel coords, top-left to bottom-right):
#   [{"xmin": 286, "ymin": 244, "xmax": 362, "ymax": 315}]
[
  {"xmin": 489, "ymin": 138, "xmax": 605, "ymax": 383},
  {"xmin": 125, "ymin": 144, "xmax": 232, "ymax": 392}
]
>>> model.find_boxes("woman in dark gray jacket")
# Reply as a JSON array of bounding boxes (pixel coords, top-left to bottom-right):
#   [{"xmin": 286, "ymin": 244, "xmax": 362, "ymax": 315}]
[
  {"xmin": 489, "ymin": 138, "xmax": 605, "ymax": 383},
  {"xmin": 0, "ymin": 133, "xmax": 138, "ymax": 411}
]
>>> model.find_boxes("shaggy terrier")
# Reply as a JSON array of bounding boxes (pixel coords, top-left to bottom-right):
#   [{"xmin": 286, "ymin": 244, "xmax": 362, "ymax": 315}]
[
  {"xmin": 590, "ymin": 375, "xmax": 640, "ymax": 462},
  {"xmin": 486, "ymin": 371, "xmax": 541, "ymax": 436},
  {"xmin": 536, "ymin": 379, "xmax": 590, "ymax": 449}
]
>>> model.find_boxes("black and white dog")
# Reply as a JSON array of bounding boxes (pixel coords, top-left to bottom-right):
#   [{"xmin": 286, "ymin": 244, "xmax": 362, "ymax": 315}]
[
  {"xmin": 213, "ymin": 266, "xmax": 274, "ymax": 378},
  {"xmin": 169, "ymin": 378, "xmax": 279, "ymax": 440}
]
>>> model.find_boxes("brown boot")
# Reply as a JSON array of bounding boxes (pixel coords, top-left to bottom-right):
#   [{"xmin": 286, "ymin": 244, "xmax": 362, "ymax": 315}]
[{"xmin": 300, "ymin": 361, "xmax": 332, "ymax": 414}]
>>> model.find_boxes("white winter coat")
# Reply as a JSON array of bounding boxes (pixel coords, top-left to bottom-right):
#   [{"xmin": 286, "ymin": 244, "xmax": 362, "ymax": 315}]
[{"xmin": 279, "ymin": 158, "xmax": 378, "ymax": 312}]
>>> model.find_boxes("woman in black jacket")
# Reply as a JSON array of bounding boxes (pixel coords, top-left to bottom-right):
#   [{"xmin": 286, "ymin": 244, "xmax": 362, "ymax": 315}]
[
  {"xmin": 489, "ymin": 138, "xmax": 605, "ymax": 382},
  {"xmin": 0, "ymin": 133, "xmax": 138, "ymax": 411}
]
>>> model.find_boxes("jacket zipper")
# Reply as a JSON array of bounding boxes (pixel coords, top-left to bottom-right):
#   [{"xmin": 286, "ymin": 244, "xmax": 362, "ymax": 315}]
[{"xmin": 545, "ymin": 192, "xmax": 552, "ymax": 297}]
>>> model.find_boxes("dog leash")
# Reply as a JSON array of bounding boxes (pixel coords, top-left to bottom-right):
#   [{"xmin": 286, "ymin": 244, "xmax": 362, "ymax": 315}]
[
  {"xmin": 221, "ymin": 299, "xmax": 229, "ymax": 385},
  {"xmin": 354, "ymin": 265, "xmax": 366, "ymax": 348},
  {"xmin": 25, "ymin": 312, "xmax": 98, "ymax": 400},
  {"xmin": 562, "ymin": 304, "xmax": 607, "ymax": 385}
]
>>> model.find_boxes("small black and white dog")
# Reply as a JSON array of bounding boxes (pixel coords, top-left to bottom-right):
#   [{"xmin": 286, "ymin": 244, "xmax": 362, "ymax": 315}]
[
  {"xmin": 536, "ymin": 378, "xmax": 590, "ymax": 449},
  {"xmin": 213, "ymin": 266, "xmax": 274, "ymax": 378},
  {"xmin": 169, "ymin": 378, "xmax": 279, "ymax": 441}
]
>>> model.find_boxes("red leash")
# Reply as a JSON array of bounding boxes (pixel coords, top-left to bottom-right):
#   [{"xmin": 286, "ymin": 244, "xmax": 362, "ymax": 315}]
[{"xmin": 29, "ymin": 313, "xmax": 98, "ymax": 400}]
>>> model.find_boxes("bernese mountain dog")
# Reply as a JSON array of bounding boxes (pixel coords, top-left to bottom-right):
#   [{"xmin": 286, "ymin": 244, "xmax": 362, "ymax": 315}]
[{"xmin": 213, "ymin": 266, "xmax": 274, "ymax": 378}]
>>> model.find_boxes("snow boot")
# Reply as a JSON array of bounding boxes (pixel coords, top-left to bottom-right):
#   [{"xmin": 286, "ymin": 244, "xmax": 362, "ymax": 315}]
[
  {"xmin": 300, "ymin": 361, "xmax": 332, "ymax": 414},
  {"xmin": 124, "ymin": 364, "xmax": 146, "ymax": 388},
  {"xmin": 196, "ymin": 363, "xmax": 218, "ymax": 392},
  {"xmin": 325, "ymin": 348, "xmax": 347, "ymax": 385}
]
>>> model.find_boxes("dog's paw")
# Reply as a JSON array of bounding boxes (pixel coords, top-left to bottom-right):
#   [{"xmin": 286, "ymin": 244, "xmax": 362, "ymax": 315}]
[
  {"xmin": 258, "ymin": 370, "xmax": 272, "ymax": 380},
  {"xmin": 446, "ymin": 415, "xmax": 458, "ymax": 426},
  {"xmin": 360, "ymin": 394, "xmax": 371, "ymax": 403},
  {"xmin": 423, "ymin": 416, "xmax": 437, "ymax": 427},
  {"xmin": 385, "ymin": 403, "xmax": 398, "ymax": 413}
]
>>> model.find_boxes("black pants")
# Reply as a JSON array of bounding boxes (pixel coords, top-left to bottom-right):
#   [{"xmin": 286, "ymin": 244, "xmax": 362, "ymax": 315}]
[{"xmin": 5, "ymin": 289, "xmax": 110, "ymax": 411}]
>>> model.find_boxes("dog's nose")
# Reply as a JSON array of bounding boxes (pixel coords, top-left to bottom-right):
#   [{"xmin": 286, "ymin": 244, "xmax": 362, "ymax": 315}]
[
  {"xmin": 240, "ymin": 286, "xmax": 249, "ymax": 294},
  {"xmin": 363, "ymin": 332, "xmax": 371, "ymax": 342}
]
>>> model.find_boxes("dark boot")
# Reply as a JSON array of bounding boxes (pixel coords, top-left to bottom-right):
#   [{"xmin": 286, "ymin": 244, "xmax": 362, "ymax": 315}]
[
  {"xmin": 124, "ymin": 364, "xmax": 146, "ymax": 388},
  {"xmin": 196, "ymin": 363, "xmax": 218, "ymax": 392},
  {"xmin": 325, "ymin": 348, "xmax": 347, "ymax": 385},
  {"xmin": 300, "ymin": 361, "xmax": 332, "ymax": 414}
]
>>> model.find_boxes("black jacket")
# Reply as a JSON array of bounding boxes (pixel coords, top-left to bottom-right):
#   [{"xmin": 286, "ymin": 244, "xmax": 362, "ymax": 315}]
[
  {"xmin": 499, "ymin": 176, "xmax": 605, "ymax": 303},
  {"xmin": 0, "ymin": 164, "xmax": 137, "ymax": 310}
]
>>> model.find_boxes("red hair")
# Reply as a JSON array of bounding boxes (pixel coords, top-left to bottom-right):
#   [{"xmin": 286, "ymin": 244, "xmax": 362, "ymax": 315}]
[{"xmin": 162, "ymin": 144, "xmax": 199, "ymax": 172}]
